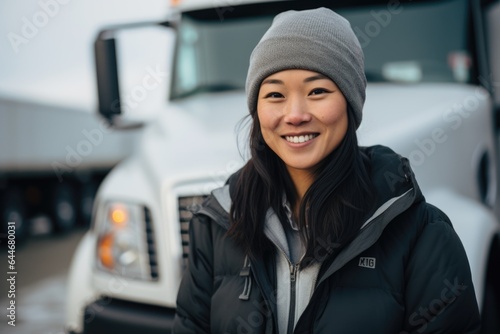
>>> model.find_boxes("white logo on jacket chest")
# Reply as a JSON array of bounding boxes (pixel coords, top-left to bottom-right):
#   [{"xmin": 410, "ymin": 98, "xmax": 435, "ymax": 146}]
[{"xmin": 358, "ymin": 257, "xmax": 376, "ymax": 269}]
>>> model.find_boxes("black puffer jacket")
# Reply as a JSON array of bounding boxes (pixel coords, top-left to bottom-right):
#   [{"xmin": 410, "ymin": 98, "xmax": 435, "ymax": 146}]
[{"xmin": 173, "ymin": 145, "xmax": 480, "ymax": 333}]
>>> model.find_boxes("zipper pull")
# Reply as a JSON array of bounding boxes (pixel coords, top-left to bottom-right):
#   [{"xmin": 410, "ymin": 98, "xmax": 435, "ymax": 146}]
[
  {"xmin": 290, "ymin": 264, "xmax": 298, "ymax": 282},
  {"xmin": 239, "ymin": 256, "xmax": 252, "ymax": 301}
]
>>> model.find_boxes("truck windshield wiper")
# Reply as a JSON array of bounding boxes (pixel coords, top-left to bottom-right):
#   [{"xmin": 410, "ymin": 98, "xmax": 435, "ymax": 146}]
[{"xmin": 175, "ymin": 83, "xmax": 242, "ymax": 99}]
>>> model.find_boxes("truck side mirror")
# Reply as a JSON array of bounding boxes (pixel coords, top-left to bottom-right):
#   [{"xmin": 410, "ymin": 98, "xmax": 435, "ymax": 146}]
[
  {"xmin": 94, "ymin": 21, "xmax": 176, "ymax": 128},
  {"xmin": 95, "ymin": 32, "xmax": 121, "ymax": 121}
]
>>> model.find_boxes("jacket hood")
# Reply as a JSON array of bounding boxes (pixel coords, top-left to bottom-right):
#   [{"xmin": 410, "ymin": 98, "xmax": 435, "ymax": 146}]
[
  {"xmin": 316, "ymin": 145, "xmax": 423, "ymax": 284},
  {"xmin": 199, "ymin": 144, "xmax": 423, "ymax": 226},
  {"xmin": 362, "ymin": 144, "xmax": 424, "ymax": 218}
]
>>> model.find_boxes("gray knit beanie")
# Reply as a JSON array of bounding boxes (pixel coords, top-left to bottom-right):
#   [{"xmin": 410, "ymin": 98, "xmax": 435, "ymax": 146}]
[{"xmin": 246, "ymin": 7, "xmax": 366, "ymax": 128}]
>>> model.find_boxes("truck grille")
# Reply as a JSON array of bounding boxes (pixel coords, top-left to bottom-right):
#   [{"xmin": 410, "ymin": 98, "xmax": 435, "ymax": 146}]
[
  {"xmin": 178, "ymin": 195, "xmax": 208, "ymax": 268},
  {"xmin": 144, "ymin": 207, "xmax": 159, "ymax": 280}
]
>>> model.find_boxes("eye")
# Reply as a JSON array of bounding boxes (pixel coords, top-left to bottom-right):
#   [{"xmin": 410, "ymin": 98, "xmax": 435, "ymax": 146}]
[
  {"xmin": 309, "ymin": 88, "xmax": 331, "ymax": 96},
  {"xmin": 264, "ymin": 92, "xmax": 284, "ymax": 99}
]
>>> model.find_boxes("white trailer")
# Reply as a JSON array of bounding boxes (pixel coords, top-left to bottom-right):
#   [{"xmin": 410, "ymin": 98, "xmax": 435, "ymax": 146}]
[{"xmin": 0, "ymin": 94, "xmax": 141, "ymax": 240}]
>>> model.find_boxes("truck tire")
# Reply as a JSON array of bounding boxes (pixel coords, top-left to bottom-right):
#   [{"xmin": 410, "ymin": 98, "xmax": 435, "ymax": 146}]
[
  {"xmin": 51, "ymin": 183, "xmax": 77, "ymax": 233},
  {"xmin": 1, "ymin": 187, "xmax": 28, "ymax": 246}
]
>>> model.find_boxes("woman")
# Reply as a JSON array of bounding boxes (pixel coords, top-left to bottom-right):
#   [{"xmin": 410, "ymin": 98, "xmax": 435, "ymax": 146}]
[{"xmin": 173, "ymin": 7, "xmax": 480, "ymax": 333}]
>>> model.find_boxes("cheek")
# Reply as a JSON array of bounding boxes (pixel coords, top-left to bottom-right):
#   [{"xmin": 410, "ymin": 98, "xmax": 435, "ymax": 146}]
[
  {"xmin": 257, "ymin": 109, "xmax": 281, "ymax": 151},
  {"xmin": 320, "ymin": 109, "xmax": 347, "ymax": 130},
  {"xmin": 256, "ymin": 110, "xmax": 270, "ymax": 143},
  {"xmin": 337, "ymin": 114, "xmax": 349, "ymax": 140},
  {"xmin": 257, "ymin": 106, "xmax": 280, "ymax": 132},
  {"xmin": 320, "ymin": 99, "xmax": 348, "ymax": 127}
]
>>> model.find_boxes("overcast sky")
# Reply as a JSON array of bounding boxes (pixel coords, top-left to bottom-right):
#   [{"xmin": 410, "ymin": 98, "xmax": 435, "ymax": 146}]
[{"xmin": 0, "ymin": 0, "xmax": 169, "ymax": 108}]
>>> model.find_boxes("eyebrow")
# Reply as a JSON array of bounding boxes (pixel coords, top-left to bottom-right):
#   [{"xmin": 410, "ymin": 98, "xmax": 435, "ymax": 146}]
[
  {"xmin": 303, "ymin": 74, "xmax": 329, "ymax": 83},
  {"xmin": 261, "ymin": 74, "xmax": 329, "ymax": 86},
  {"xmin": 261, "ymin": 78, "xmax": 284, "ymax": 85}
]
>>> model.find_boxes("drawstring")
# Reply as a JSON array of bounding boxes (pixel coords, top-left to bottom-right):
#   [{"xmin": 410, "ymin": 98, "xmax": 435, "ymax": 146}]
[{"xmin": 239, "ymin": 255, "xmax": 252, "ymax": 300}]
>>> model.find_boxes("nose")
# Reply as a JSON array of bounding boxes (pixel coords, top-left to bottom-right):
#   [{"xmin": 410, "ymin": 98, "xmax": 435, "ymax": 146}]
[{"xmin": 283, "ymin": 96, "xmax": 312, "ymax": 126}]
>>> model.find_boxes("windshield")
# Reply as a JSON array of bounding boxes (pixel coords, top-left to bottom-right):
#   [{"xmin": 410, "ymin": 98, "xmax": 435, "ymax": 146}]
[{"xmin": 171, "ymin": 0, "xmax": 471, "ymax": 100}]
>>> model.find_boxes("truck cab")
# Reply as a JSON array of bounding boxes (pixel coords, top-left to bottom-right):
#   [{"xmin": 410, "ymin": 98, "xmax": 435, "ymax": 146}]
[{"xmin": 65, "ymin": 0, "xmax": 500, "ymax": 333}]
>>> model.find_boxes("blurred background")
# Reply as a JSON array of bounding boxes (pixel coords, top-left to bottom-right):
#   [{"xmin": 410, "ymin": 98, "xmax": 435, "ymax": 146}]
[{"xmin": 0, "ymin": 1, "xmax": 168, "ymax": 333}]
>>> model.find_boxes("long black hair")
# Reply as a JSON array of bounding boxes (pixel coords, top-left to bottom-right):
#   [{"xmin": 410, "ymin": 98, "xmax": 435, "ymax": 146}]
[{"xmin": 228, "ymin": 107, "xmax": 375, "ymax": 268}]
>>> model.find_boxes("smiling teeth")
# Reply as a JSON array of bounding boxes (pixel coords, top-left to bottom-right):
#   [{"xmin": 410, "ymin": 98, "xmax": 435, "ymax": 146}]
[{"xmin": 285, "ymin": 134, "xmax": 317, "ymax": 143}]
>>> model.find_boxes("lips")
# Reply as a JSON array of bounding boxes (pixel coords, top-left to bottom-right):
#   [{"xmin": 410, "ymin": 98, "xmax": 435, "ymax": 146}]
[{"xmin": 284, "ymin": 133, "xmax": 319, "ymax": 144}]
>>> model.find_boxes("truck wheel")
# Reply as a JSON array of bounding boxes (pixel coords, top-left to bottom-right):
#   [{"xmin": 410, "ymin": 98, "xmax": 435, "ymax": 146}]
[
  {"xmin": 1, "ymin": 187, "xmax": 29, "ymax": 246},
  {"xmin": 51, "ymin": 183, "xmax": 77, "ymax": 234}
]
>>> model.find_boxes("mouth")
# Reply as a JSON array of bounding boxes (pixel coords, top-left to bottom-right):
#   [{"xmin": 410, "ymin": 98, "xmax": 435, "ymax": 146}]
[{"xmin": 283, "ymin": 133, "xmax": 319, "ymax": 144}]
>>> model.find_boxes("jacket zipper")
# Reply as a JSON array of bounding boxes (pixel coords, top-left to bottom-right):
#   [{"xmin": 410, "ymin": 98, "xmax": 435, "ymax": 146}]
[
  {"xmin": 287, "ymin": 263, "xmax": 299, "ymax": 334},
  {"xmin": 267, "ymin": 237, "xmax": 301, "ymax": 334}
]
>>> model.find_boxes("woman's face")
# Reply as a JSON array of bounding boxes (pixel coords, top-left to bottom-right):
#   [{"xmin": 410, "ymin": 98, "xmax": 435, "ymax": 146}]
[{"xmin": 257, "ymin": 69, "xmax": 348, "ymax": 175}]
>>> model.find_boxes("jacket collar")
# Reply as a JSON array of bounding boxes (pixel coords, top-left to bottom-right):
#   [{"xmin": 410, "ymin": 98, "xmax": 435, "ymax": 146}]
[
  {"xmin": 196, "ymin": 145, "xmax": 423, "ymax": 280},
  {"xmin": 316, "ymin": 145, "xmax": 422, "ymax": 283}
]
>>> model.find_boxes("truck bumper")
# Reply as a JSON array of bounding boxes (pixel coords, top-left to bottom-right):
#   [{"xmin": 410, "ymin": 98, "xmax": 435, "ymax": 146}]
[{"xmin": 82, "ymin": 297, "xmax": 175, "ymax": 334}]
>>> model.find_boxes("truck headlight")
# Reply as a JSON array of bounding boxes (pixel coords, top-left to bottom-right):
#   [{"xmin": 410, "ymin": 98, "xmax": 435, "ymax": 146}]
[{"xmin": 95, "ymin": 202, "xmax": 158, "ymax": 281}]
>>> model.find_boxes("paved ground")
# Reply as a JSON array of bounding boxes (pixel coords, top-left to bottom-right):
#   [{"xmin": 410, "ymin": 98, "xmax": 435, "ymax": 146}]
[{"xmin": 0, "ymin": 228, "xmax": 86, "ymax": 334}]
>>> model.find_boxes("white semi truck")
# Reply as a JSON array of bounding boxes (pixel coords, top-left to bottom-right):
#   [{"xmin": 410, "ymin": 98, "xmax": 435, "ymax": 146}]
[{"xmin": 66, "ymin": 0, "xmax": 500, "ymax": 333}]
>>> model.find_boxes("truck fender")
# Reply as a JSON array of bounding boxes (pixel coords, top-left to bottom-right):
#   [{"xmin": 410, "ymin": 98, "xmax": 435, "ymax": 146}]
[
  {"xmin": 65, "ymin": 231, "xmax": 97, "ymax": 334},
  {"xmin": 425, "ymin": 188, "xmax": 500, "ymax": 310}
]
